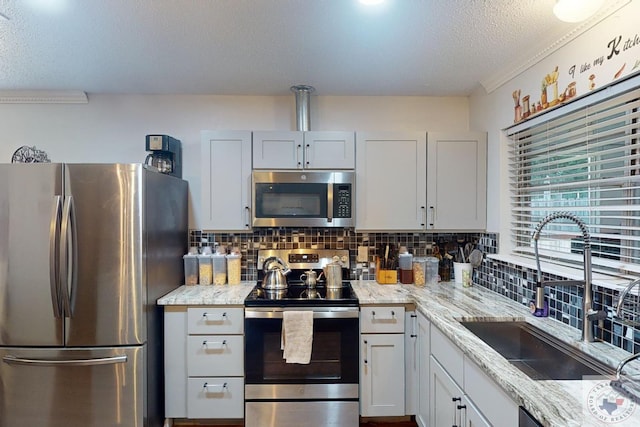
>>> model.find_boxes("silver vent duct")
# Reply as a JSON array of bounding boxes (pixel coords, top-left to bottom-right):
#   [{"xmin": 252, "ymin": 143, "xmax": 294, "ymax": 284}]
[{"xmin": 290, "ymin": 85, "xmax": 315, "ymax": 131}]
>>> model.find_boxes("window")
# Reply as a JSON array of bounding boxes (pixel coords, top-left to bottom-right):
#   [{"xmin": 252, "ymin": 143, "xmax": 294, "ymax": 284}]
[{"xmin": 509, "ymin": 88, "xmax": 640, "ymax": 275}]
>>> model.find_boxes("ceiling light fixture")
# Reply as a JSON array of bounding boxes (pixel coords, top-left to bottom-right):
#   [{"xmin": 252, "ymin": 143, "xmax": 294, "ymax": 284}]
[
  {"xmin": 553, "ymin": 0, "xmax": 604, "ymax": 23},
  {"xmin": 359, "ymin": 0, "xmax": 385, "ymax": 5}
]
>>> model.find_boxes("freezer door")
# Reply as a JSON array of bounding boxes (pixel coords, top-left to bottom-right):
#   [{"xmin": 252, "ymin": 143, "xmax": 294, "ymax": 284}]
[
  {"xmin": 0, "ymin": 164, "xmax": 64, "ymax": 346},
  {"xmin": 0, "ymin": 346, "xmax": 144, "ymax": 427},
  {"xmin": 64, "ymin": 164, "xmax": 145, "ymax": 346}
]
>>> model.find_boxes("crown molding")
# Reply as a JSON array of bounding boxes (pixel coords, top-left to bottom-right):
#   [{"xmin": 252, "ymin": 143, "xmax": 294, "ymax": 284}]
[
  {"xmin": 0, "ymin": 90, "xmax": 88, "ymax": 104},
  {"xmin": 479, "ymin": 0, "xmax": 631, "ymax": 94}
]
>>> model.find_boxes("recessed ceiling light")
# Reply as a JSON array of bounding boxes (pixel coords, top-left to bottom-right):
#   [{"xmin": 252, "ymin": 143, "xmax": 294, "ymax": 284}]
[
  {"xmin": 359, "ymin": 0, "xmax": 385, "ymax": 5},
  {"xmin": 553, "ymin": 0, "xmax": 604, "ymax": 23}
]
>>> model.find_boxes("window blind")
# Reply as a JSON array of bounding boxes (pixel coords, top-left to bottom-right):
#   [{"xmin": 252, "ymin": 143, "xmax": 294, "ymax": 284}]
[{"xmin": 509, "ymin": 88, "xmax": 640, "ymax": 275}]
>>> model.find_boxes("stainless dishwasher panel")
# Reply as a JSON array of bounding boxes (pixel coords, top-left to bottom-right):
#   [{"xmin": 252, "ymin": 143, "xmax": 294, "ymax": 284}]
[
  {"xmin": 0, "ymin": 346, "xmax": 144, "ymax": 427},
  {"xmin": 519, "ymin": 406, "xmax": 543, "ymax": 427}
]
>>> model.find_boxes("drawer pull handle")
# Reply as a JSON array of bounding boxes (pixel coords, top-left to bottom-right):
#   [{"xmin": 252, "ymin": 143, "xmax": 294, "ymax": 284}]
[
  {"xmin": 203, "ymin": 382, "xmax": 228, "ymax": 392},
  {"xmin": 371, "ymin": 310, "xmax": 396, "ymax": 320},
  {"xmin": 202, "ymin": 340, "xmax": 227, "ymax": 349},
  {"xmin": 202, "ymin": 312, "xmax": 227, "ymax": 321}
]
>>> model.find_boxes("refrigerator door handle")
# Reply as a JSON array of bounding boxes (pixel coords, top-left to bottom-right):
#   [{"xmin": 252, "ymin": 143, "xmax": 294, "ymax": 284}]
[
  {"xmin": 49, "ymin": 195, "xmax": 63, "ymax": 318},
  {"xmin": 60, "ymin": 195, "xmax": 78, "ymax": 317},
  {"xmin": 2, "ymin": 354, "xmax": 127, "ymax": 367}
]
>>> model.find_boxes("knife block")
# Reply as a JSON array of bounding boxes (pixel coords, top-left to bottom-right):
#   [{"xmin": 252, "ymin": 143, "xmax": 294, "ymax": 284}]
[{"xmin": 375, "ymin": 257, "xmax": 398, "ymax": 284}]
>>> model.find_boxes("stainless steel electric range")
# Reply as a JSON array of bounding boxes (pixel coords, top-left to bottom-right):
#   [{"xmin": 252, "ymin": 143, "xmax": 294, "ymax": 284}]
[{"xmin": 244, "ymin": 249, "xmax": 359, "ymax": 427}]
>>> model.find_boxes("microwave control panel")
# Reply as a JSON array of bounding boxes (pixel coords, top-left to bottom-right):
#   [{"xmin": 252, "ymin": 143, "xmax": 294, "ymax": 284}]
[{"xmin": 333, "ymin": 183, "xmax": 352, "ymax": 219}]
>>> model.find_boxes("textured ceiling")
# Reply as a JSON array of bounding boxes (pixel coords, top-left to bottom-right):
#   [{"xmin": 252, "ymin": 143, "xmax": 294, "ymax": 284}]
[{"xmin": 0, "ymin": 0, "xmax": 622, "ymax": 96}]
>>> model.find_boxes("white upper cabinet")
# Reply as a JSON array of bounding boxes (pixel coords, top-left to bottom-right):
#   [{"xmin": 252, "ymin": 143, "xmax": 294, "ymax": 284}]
[
  {"xmin": 355, "ymin": 131, "xmax": 486, "ymax": 231},
  {"xmin": 355, "ymin": 132, "xmax": 427, "ymax": 231},
  {"xmin": 426, "ymin": 132, "xmax": 487, "ymax": 231},
  {"xmin": 200, "ymin": 130, "xmax": 252, "ymax": 231},
  {"xmin": 253, "ymin": 130, "xmax": 355, "ymax": 170}
]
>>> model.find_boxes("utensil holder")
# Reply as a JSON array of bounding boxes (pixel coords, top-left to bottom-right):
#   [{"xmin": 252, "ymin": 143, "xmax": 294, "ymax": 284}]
[{"xmin": 375, "ymin": 257, "xmax": 398, "ymax": 284}]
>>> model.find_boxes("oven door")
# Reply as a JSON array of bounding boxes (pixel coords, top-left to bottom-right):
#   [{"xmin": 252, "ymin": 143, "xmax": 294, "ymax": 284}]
[{"xmin": 244, "ymin": 307, "xmax": 359, "ymax": 400}]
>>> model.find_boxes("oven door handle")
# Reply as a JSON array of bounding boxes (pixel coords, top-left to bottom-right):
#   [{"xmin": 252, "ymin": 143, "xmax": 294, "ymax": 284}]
[{"xmin": 245, "ymin": 308, "xmax": 359, "ymax": 319}]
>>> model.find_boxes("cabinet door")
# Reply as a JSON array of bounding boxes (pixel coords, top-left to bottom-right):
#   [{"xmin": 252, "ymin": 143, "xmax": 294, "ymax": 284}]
[
  {"xmin": 356, "ymin": 132, "xmax": 427, "ymax": 231},
  {"xmin": 464, "ymin": 398, "xmax": 492, "ymax": 427},
  {"xmin": 360, "ymin": 333, "xmax": 405, "ymax": 417},
  {"xmin": 430, "ymin": 355, "xmax": 464, "ymax": 427},
  {"xmin": 416, "ymin": 312, "xmax": 430, "ymax": 427},
  {"xmin": 426, "ymin": 132, "xmax": 487, "ymax": 230},
  {"xmin": 164, "ymin": 307, "xmax": 188, "ymax": 418},
  {"xmin": 304, "ymin": 131, "xmax": 355, "ymax": 169},
  {"xmin": 253, "ymin": 130, "xmax": 303, "ymax": 169},
  {"xmin": 201, "ymin": 131, "xmax": 252, "ymax": 231},
  {"xmin": 405, "ymin": 312, "xmax": 418, "ymax": 416}
]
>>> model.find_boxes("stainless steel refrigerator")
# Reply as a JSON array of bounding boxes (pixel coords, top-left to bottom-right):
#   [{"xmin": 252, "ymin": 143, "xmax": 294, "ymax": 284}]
[{"xmin": 0, "ymin": 163, "xmax": 188, "ymax": 427}]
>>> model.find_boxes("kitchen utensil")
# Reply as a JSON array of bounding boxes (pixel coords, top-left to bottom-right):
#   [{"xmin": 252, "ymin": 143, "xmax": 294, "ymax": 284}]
[
  {"xmin": 300, "ymin": 270, "xmax": 318, "ymax": 288},
  {"xmin": 323, "ymin": 261, "xmax": 343, "ymax": 289},
  {"xmin": 469, "ymin": 249, "xmax": 483, "ymax": 268},
  {"xmin": 262, "ymin": 256, "xmax": 291, "ymax": 290},
  {"xmin": 464, "ymin": 243, "xmax": 473, "ymax": 261}
]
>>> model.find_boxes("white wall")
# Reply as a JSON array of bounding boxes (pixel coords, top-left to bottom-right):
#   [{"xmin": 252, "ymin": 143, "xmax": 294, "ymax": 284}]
[
  {"xmin": 469, "ymin": 0, "xmax": 640, "ymax": 252},
  {"xmin": 0, "ymin": 94, "xmax": 469, "ymax": 227}
]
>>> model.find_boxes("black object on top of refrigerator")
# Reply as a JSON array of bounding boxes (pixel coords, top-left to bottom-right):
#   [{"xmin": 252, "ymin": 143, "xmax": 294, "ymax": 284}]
[
  {"xmin": 0, "ymin": 163, "xmax": 188, "ymax": 427},
  {"xmin": 145, "ymin": 134, "xmax": 182, "ymax": 178}
]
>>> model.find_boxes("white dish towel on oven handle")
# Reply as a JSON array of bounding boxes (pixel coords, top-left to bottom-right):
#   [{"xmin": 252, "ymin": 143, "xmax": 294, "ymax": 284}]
[{"xmin": 281, "ymin": 311, "xmax": 314, "ymax": 364}]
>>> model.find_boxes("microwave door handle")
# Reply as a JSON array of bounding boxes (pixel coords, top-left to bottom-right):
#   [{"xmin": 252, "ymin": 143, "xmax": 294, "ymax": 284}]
[
  {"xmin": 49, "ymin": 196, "xmax": 63, "ymax": 318},
  {"xmin": 327, "ymin": 183, "xmax": 333, "ymax": 223}
]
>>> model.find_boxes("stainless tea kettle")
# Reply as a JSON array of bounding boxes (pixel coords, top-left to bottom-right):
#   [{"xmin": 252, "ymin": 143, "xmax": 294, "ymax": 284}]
[
  {"xmin": 261, "ymin": 256, "xmax": 291, "ymax": 290},
  {"xmin": 323, "ymin": 261, "xmax": 343, "ymax": 289}
]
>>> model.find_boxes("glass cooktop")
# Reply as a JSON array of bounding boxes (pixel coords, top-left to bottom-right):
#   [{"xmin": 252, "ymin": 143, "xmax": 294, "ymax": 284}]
[{"xmin": 244, "ymin": 283, "xmax": 359, "ymax": 307}]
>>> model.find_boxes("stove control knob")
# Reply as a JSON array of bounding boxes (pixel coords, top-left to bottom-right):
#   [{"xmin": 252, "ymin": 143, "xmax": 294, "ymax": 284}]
[
  {"xmin": 340, "ymin": 255, "xmax": 348, "ymax": 264},
  {"xmin": 332, "ymin": 255, "xmax": 340, "ymax": 263}
]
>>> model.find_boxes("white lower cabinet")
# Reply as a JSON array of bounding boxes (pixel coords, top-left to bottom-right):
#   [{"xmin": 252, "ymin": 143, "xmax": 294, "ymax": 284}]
[
  {"xmin": 405, "ymin": 311, "xmax": 418, "ymax": 416},
  {"xmin": 430, "ymin": 356, "xmax": 490, "ymax": 427},
  {"xmin": 164, "ymin": 306, "xmax": 244, "ymax": 420},
  {"xmin": 416, "ymin": 311, "xmax": 431, "ymax": 427},
  {"xmin": 359, "ymin": 306, "xmax": 406, "ymax": 417},
  {"xmin": 430, "ymin": 325, "xmax": 518, "ymax": 427}
]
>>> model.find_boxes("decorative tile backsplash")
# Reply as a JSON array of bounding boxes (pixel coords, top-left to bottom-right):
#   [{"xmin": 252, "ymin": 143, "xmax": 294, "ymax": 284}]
[{"xmin": 188, "ymin": 228, "xmax": 638, "ymax": 354}]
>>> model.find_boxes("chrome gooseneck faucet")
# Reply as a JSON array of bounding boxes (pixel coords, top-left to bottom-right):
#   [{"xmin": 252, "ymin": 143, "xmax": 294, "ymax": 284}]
[{"xmin": 532, "ymin": 212, "xmax": 605, "ymax": 343}]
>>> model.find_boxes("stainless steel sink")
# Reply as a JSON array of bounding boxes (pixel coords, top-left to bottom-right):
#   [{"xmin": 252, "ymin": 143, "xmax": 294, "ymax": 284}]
[{"xmin": 460, "ymin": 321, "xmax": 614, "ymax": 380}]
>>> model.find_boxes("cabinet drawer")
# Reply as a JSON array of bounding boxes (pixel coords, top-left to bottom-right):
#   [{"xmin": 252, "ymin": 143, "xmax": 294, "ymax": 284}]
[
  {"xmin": 186, "ymin": 377, "xmax": 244, "ymax": 419},
  {"xmin": 187, "ymin": 307, "xmax": 244, "ymax": 334},
  {"xmin": 187, "ymin": 335, "xmax": 244, "ymax": 376},
  {"xmin": 360, "ymin": 306, "xmax": 405, "ymax": 333},
  {"xmin": 430, "ymin": 326, "xmax": 463, "ymax": 387}
]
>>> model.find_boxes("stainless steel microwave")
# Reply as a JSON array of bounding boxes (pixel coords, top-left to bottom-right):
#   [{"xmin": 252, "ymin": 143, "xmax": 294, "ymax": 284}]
[{"xmin": 252, "ymin": 171, "xmax": 355, "ymax": 228}]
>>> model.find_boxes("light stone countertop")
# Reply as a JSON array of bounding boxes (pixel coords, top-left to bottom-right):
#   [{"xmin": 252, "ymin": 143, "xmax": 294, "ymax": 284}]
[
  {"xmin": 157, "ymin": 282, "xmax": 254, "ymax": 305},
  {"xmin": 158, "ymin": 280, "xmax": 640, "ymax": 426},
  {"xmin": 352, "ymin": 280, "xmax": 640, "ymax": 427}
]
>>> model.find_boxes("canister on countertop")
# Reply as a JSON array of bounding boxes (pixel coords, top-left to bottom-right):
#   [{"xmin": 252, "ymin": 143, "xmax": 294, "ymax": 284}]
[
  {"xmin": 398, "ymin": 247, "xmax": 413, "ymax": 284},
  {"xmin": 226, "ymin": 247, "xmax": 242, "ymax": 285},
  {"xmin": 425, "ymin": 256, "xmax": 440, "ymax": 285},
  {"xmin": 198, "ymin": 246, "xmax": 213, "ymax": 285},
  {"xmin": 412, "ymin": 257, "xmax": 427, "ymax": 286},
  {"xmin": 212, "ymin": 249, "xmax": 227, "ymax": 285},
  {"xmin": 183, "ymin": 247, "xmax": 199, "ymax": 286}
]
